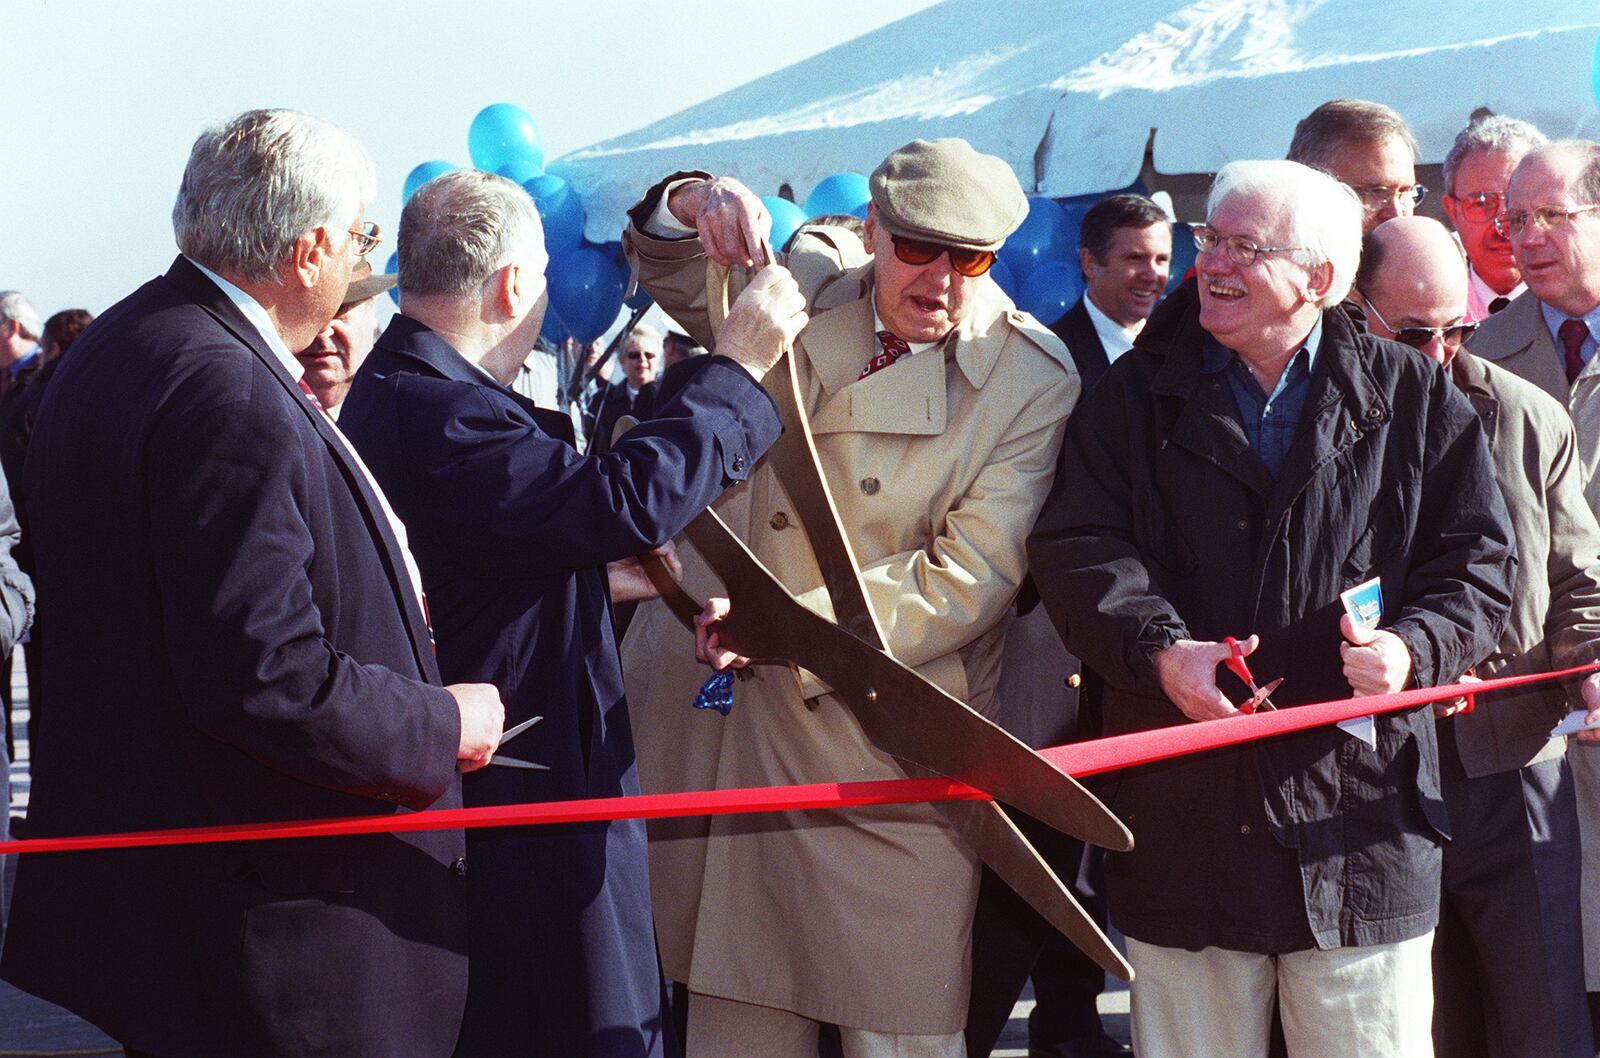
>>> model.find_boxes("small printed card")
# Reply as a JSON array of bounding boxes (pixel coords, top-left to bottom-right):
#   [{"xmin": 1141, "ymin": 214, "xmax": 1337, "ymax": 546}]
[
  {"xmin": 1338, "ymin": 577, "xmax": 1382, "ymax": 748},
  {"xmin": 1551, "ymin": 709, "xmax": 1600, "ymax": 737}
]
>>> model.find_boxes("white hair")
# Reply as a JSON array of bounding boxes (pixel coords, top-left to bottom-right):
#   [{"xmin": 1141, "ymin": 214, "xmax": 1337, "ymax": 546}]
[
  {"xmin": 0, "ymin": 292, "xmax": 42, "ymax": 339},
  {"xmin": 398, "ymin": 169, "xmax": 545, "ymax": 298},
  {"xmin": 173, "ymin": 109, "xmax": 375, "ymax": 284},
  {"xmin": 1207, "ymin": 160, "xmax": 1363, "ymax": 308},
  {"xmin": 622, "ymin": 322, "xmax": 663, "ymax": 352}
]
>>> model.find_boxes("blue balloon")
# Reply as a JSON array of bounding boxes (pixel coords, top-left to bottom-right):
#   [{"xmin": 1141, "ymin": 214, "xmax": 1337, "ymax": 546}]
[
  {"xmin": 989, "ymin": 257, "xmax": 1019, "ymax": 301},
  {"xmin": 1167, "ymin": 223, "xmax": 1198, "ymax": 293},
  {"xmin": 384, "ymin": 252, "xmax": 401, "ymax": 306},
  {"xmin": 762, "ymin": 196, "xmax": 809, "ymax": 253},
  {"xmin": 468, "ymin": 102, "xmax": 544, "ymax": 174},
  {"xmin": 403, "ymin": 160, "xmax": 457, "ymax": 205},
  {"xmin": 524, "ymin": 174, "xmax": 585, "ymax": 257},
  {"xmin": 1017, "ymin": 260, "xmax": 1085, "ymax": 325},
  {"xmin": 804, "ymin": 172, "xmax": 870, "ymax": 219},
  {"xmin": 495, "ymin": 158, "xmax": 542, "ymax": 184},
  {"xmin": 1593, "ymin": 32, "xmax": 1600, "ymax": 106},
  {"xmin": 549, "ymin": 247, "xmax": 626, "ymax": 344},
  {"xmin": 539, "ymin": 302, "xmax": 570, "ymax": 348},
  {"xmin": 998, "ymin": 198, "xmax": 1072, "ymax": 285}
]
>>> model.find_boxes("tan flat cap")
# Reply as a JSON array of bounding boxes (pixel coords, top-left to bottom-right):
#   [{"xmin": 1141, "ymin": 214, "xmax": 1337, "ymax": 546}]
[
  {"xmin": 342, "ymin": 270, "xmax": 396, "ymax": 309},
  {"xmin": 869, "ymin": 138, "xmax": 1028, "ymax": 252}
]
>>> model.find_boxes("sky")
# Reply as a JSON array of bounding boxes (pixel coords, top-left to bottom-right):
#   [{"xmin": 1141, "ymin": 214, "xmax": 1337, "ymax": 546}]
[{"xmin": 1, "ymin": 0, "xmax": 942, "ymax": 318}]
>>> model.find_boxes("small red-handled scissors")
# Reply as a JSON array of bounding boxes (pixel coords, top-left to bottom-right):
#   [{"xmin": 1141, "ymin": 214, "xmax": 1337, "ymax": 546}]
[{"xmin": 1223, "ymin": 635, "xmax": 1282, "ymax": 714}]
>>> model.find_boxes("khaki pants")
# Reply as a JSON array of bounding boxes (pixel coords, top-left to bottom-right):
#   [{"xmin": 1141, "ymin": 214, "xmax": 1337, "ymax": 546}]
[
  {"xmin": 687, "ymin": 991, "xmax": 966, "ymax": 1058},
  {"xmin": 1125, "ymin": 934, "xmax": 1435, "ymax": 1058}
]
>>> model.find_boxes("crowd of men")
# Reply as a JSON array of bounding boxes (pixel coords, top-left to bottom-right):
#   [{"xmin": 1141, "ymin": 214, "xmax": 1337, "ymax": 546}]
[{"xmin": 1, "ymin": 93, "xmax": 1600, "ymax": 1058}]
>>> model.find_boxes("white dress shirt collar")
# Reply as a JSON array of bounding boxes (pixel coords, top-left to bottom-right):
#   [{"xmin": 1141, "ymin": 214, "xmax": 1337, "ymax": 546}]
[
  {"xmin": 186, "ymin": 257, "xmax": 305, "ymax": 382},
  {"xmin": 1083, "ymin": 293, "xmax": 1139, "ymax": 363}
]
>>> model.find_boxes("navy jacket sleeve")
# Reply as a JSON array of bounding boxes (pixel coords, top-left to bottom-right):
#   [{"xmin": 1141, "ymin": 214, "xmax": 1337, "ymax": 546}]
[
  {"xmin": 390, "ymin": 355, "xmax": 780, "ymax": 576},
  {"xmin": 146, "ymin": 387, "xmax": 459, "ymax": 809}
]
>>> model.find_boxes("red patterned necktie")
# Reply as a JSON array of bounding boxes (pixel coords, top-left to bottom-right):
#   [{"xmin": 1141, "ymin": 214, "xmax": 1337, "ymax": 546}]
[
  {"xmin": 860, "ymin": 331, "xmax": 913, "ymax": 379},
  {"xmin": 297, "ymin": 377, "xmax": 327, "ymax": 413},
  {"xmin": 1560, "ymin": 318, "xmax": 1590, "ymax": 384}
]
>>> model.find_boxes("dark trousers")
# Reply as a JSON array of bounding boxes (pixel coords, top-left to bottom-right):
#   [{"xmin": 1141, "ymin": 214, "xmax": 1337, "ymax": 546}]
[
  {"xmin": 1432, "ymin": 722, "xmax": 1592, "ymax": 1058},
  {"xmin": 965, "ymin": 808, "xmax": 1108, "ymax": 1058}
]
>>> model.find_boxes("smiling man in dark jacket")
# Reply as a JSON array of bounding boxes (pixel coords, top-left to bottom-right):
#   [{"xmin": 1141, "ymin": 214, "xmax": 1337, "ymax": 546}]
[
  {"xmin": 1027, "ymin": 160, "xmax": 1515, "ymax": 1057},
  {"xmin": 338, "ymin": 168, "xmax": 800, "ymax": 1058}
]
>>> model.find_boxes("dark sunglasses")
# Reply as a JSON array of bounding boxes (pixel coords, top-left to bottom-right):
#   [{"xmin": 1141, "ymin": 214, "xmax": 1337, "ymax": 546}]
[
  {"xmin": 889, "ymin": 235, "xmax": 996, "ymax": 277},
  {"xmin": 1362, "ymin": 296, "xmax": 1477, "ymax": 349}
]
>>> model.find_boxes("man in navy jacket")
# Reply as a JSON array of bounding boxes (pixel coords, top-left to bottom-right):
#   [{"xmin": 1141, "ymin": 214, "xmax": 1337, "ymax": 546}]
[
  {"xmin": 0, "ymin": 110, "xmax": 507, "ymax": 1057},
  {"xmin": 339, "ymin": 168, "xmax": 801, "ymax": 1058}
]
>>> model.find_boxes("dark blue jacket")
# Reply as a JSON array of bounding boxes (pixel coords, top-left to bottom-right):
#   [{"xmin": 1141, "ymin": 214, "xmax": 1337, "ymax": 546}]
[
  {"xmin": 339, "ymin": 314, "xmax": 780, "ymax": 1058},
  {"xmin": 1, "ymin": 257, "xmax": 465, "ymax": 1057}
]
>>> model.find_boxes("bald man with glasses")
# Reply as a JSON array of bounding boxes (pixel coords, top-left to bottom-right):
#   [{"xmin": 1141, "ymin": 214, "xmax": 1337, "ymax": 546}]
[{"xmin": 1355, "ymin": 214, "xmax": 1598, "ymax": 1057}]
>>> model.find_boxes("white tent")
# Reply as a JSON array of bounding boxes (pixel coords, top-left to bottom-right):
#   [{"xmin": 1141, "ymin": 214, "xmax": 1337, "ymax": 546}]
[{"xmin": 558, "ymin": 0, "xmax": 1600, "ymax": 238}]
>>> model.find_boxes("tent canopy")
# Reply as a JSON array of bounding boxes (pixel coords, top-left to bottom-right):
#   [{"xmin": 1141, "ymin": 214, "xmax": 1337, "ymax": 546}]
[{"xmin": 558, "ymin": 0, "xmax": 1600, "ymax": 240}]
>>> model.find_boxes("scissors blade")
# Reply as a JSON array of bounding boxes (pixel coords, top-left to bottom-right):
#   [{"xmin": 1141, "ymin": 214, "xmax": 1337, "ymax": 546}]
[
  {"xmin": 1249, "ymin": 678, "xmax": 1284, "ymax": 713},
  {"xmin": 488, "ymin": 754, "xmax": 550, "ymax": 771},
  {"xmin": 500, "ymin": 715, "xmax": 544, "ymax": 745}
]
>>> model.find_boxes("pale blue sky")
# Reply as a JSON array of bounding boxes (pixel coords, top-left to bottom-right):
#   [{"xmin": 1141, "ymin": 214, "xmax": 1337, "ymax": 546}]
[{"xmin": 2, "ymin": 0, "xmax": 940, "ymax": 317}]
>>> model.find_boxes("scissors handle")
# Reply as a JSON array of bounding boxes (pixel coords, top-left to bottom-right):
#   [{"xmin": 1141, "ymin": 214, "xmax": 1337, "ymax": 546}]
[{"xmin": 1222, "ymin": 635, "xmax": 1254, "ymax": 687}]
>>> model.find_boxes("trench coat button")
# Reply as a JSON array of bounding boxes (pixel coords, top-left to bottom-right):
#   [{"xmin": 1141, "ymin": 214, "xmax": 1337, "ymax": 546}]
[
  {"xmin": 1239, "ymin": 825, "xmax": 1250, "ymax": 836},
  {"xmin": 1366, "ymin": 407, "xmax": 1383, "ymax": 421},
  {"xmin": 1066, "ymin": 673, "xmax": 1081, "ymax": 688},
  {"xmin": 732, "ymin": 453, "xmax": 748, "ymax": 472},
  {"xmin": 451, "ymin": 857, "xmax": 468, "ymax": 877},
  {"xmin": 860, "ymin": 476, "xmax": 880, "ymax": 495},
  {"xmin": 769, "ymin": 511, "xmax": 790, "ymax": 530}
]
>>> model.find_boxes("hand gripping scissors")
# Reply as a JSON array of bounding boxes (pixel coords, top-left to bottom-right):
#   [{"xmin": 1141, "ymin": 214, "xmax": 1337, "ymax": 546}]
[{"xmin": 1223, "ymin": 636, "xmax": 1282, "ymax": 714}]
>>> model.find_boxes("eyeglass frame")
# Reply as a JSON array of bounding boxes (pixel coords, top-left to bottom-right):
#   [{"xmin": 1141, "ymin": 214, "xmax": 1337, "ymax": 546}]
[
  {"xmin": 888, "ymin": 235, "xmax": 997, "ymax": 278},
  {"xmin": 1351, "ymin": 183, "xmax": 1428, "ymax": 214},
  {"xmin": 1192, "ymin": 225, "xmax": 1306, "ymax": 267},
  {"xmin": 341, "ymin": 220, "xmax": 382, "ymax": 257},
  {"xmin": 1445, "ymin": 190, "xmax": 1503, "ymax": 224},
  {"xmin": 1492, "ymin": 203, "xmax": 1600, "ymax": 238},
  {"xmin": 1359, "ymin": 294, "xmax": 1477, "ymax": 350}
]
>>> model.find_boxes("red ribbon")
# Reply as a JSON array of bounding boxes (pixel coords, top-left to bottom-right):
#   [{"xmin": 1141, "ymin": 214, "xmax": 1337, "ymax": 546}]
[{"xmin": 3, "ymin": 662, "xmax": 1594, "ymax": 856}]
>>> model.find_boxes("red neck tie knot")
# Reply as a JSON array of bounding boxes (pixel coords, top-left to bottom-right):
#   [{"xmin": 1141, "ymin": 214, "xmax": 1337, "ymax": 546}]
[
  {"xmin": 1560, "ymin": 318, "xmax": 1590, "ymax": 384},
  {"xmin": 861, "ymin": 331, "xmax": 913, "ymax": 379}
]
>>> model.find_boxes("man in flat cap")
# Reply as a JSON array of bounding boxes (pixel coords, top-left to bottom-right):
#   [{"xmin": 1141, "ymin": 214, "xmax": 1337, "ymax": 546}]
[
  {"xmin": 296, "ymin": 259, "xmax": 394, "ymax": 415},
  {"xmin": 619, "ymin": 138, "xmax": 1080, "ymax": 1057}
]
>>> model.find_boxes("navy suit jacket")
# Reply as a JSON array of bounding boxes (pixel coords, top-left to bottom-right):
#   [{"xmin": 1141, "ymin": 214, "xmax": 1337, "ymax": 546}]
[
  {"xmin": 1050, "ymin": 297, "xmax": 1112, "ymax": 394},
  {"xmin": 338, "ymin": 314, "xmax": 780, "ymax": 1057},
  {"xmin": 0, "ymin": 257, "xmax": 467, "ymax": 1058}
]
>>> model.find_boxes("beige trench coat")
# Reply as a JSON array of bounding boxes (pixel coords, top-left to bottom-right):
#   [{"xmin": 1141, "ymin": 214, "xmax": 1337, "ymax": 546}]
[
  {"xmin": 618, "ymin": 177, "xmax": 1079, "ymax": 1033},
  {"xmin": 1467, "ymin": 304, "xmax": 1600, "ymax": 988}
]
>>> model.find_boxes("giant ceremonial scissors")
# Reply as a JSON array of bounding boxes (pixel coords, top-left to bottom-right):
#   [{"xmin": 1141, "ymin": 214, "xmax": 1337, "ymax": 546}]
[{"xmin": 640, "ymin": 255, "xmax": 1135, "ymax": 980}]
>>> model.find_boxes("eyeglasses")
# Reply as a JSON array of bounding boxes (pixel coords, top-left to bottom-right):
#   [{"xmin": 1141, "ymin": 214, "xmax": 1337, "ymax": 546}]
[
  {"xmin": 624, "ymin": 351, "xmax": 658, "ymax": 361},
  {"xmin": 1192, "ymin": 225, "xmax": 1305, "ymax": 266},
  {"xmin": 346, "ymin": 221, "xmax": 382, "ymax": 257},
  {"xmin": 1493, "ymin": 204, "xmax": 1600, "ymax": 238},
  {"xmin": 889, "ymin": 235, "xmax": 996, "ymax": 277},
  {"xmin": 1360, "ymin": 296, "xmax": 1477, "ymax": 349},
  {"xmin": 1352, "ymin": 184, "xmax": 1428, "ymax": 214},
  {"xmin": 1449, "ymin": 191, "xmax": 1502, "ymax": 224}
]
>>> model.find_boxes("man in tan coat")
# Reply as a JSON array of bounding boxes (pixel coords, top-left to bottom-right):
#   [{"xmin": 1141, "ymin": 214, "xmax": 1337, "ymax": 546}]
[
  {"xmin": 619, "ymin": 139, "xmax": 1079, "ymax": 1057},
  {"xmin": 1355, "ymin": 215, "xmax": 1600, "ymax": 1058},
  {"xmin": 1465, "ymin": 140, "xmax": 1600, "ymax": 1037}
]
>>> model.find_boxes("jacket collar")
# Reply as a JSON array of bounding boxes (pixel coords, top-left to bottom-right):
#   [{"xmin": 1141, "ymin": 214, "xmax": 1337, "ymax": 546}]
[{"xmin": 1449, "ymin": 349, "xmax": 1502, "ymax": 451}]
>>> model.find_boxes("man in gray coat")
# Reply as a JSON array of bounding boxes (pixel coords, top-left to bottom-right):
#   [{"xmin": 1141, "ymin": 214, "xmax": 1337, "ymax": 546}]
[{"xmin": 1355, "ymin": 215, "xmax": 1598, "ymax": 1058}]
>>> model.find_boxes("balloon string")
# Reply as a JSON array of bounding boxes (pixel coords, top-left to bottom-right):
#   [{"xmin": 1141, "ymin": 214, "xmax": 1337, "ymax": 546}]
[{"xmin": 3, "ymin": 661, "xmax": 1593, "ymax": 856}]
